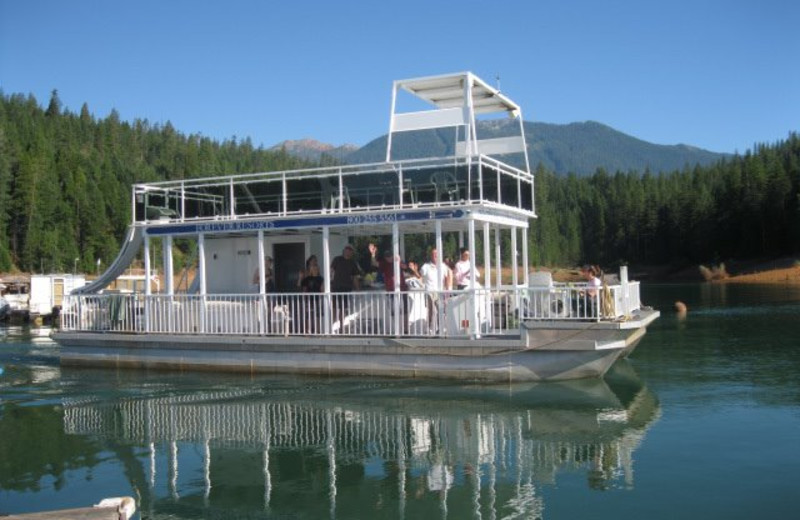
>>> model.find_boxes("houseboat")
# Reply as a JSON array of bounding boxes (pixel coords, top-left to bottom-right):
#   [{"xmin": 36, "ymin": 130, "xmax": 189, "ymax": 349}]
[{"xmin": 53, "ymin": 72, "xmax": 659, "ymax": 381}]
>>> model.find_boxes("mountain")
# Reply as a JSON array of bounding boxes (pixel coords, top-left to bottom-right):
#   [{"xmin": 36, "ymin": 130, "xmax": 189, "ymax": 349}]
[
  {"xmin": 343, "ymin": 120, "xmax": 728, "ymax": 175},
  {"xmin": 270, "ymin": 138, "xmax": 358, "ymax": 163}
]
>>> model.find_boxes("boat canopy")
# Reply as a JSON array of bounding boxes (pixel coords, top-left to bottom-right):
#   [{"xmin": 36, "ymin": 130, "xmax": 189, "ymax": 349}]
[
  {"xmin": 395, "ymin": 72, "xmax": 521, "ymax": 116},
  {"xmin": 387, "ymin": 72, "xmax": 530, "ymax": 171}
]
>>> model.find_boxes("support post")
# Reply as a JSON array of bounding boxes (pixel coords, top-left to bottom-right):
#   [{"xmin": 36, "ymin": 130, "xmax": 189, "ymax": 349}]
[
  {"xmin": 522, "ymin": 225, "xmax": 529, "ymax": 288},
  {"xmin": 258, "ymin": 230, "xmax": 266, "ymax": 334},
  {"xmin": 392, "ymin": 221, "xmax": 401, "ymax": 336},
  {"xmin": 198, "ymin": 233, "xmax": 207, "ymax": 334},
  {"xmin": 468, "ymin": 219, "xmax": 479, "ymax": 338},
  {"xmin": 164, "ymin": 235, "xmax": 174, "ymax": 295},
  {"xmin": 386, "ymin": 81, "xmax": 398, "ymax": 162},
  {"xmin": 435, "ymin": 220, "xmax": 444, "ymax": 335},
  {"xmin": 323, "ymin": 226, "xmax": 331, "ymax": 334},
  {"xmin": 511, "ymin": 226, "xmax": 519, "ymax": 288},
  {"xmin": 144, "ymin": 234, "xmax": 151, "ymax": 332},
  {"xmin": 483, "ymin": 221, "xmax": 492, "ymax": 330},
  {"xmin": 494, "ymin": 226, "xmax": 502, "ymax": 290},
  {"xmin": 620, "ymin": 265, "xmax": 630, "ymax": 316},
  {"xmin": 163, "ymin": 235, "xmax": 174, "ymax": 332}
]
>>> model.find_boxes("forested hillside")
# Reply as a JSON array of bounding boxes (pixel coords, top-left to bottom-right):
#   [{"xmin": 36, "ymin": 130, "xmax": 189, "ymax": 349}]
[
  {"xmin": 344, "ymin": 120, "xmax": 729, "ymax": 175},
  {"xmin": 0, "ymin": 90, "xmax": 797, "ymax": 274},
  {"xmin": 0, "ymin": 91, "xmax": 309, "ymax": 273},
  {"xmin": 530, "ymin": 134, "xmax": 800, "ymax": 267}
]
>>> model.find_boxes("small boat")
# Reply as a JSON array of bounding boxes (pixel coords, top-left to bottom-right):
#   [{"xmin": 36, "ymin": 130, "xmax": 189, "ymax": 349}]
[
  {"xmin": 0, "ymin": 277, "xmax": 30, "ymax": 322},
  {"xmin": 1, "ymin": 275, "xmax": 86, "ymax": 323},
  {"xmin": 52, "ymin": 72, "xmax": 659, "ymax": 381},
  {"xmin": 0, "ymin": 295, "xmax": 9, "ymax": 320}
]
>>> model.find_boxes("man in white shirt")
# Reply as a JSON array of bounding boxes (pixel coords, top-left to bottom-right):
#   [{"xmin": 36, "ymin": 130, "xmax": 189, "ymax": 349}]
[
  {"xmin": 454, "ymin": 248, "xmax": 480, "ymax": 290},
  {"xmin": 420, "ymin": 248, "xmax": 452, "ymax": 333}
]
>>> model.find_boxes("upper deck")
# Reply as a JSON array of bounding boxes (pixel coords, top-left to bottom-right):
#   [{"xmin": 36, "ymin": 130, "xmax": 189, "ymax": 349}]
[
  {"xmin": 133, "ymin": 154, "xmax": 535, "ymax": 226},
  {"xmin": 134, "ymin": 72, "xmax": 534, "ymax": 228}
]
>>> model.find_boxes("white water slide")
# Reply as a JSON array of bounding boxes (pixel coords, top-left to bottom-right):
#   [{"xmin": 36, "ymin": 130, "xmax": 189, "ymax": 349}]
[{"xmin": 72, "ymin": 226, "xmax": 144, "ymax": 295}]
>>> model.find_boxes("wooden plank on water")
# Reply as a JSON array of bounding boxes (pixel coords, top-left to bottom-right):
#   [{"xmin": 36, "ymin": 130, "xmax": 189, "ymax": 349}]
[
  {"xmin": 5, "ymin": 507, "xmax": 120, "ymax": 519},
  {"xmin": 5, "ymin": 497, "xmax": 135, "ymax": 520}
]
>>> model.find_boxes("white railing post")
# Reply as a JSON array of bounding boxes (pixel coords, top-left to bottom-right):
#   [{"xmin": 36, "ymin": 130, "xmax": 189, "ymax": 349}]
[
  {"xmin": 229, "ymin": 177, "xmax": 235, "ymax": 218},
  {"xmin": 282, "ymin": 173, "xmax": 288, "ymax": 216},
  {"xmin": 398, "ymin": 165, "xmax": 404, "ymax": 209},
  {"xmin": 337, "ymin": 169, "xmax": 344, "ymax": 212},
  {"xmin": 620, "ymin": 265, "xmax": 630, "ymax": 317}
]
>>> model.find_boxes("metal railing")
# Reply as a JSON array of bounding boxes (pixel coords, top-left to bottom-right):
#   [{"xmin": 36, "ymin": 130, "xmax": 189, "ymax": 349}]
[
  {"xmin": 132, "ymin": 155, "xmax": 534, "ymax": 224},
  {"xmin": 59, "ymin": 282, "xmax": 641, "ymax": 338}
]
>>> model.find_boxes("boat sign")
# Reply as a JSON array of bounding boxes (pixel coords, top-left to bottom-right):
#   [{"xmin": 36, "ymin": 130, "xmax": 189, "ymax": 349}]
[{"xmin": 145, "ymin": 209, "xmax": 465, "ymax": 236}]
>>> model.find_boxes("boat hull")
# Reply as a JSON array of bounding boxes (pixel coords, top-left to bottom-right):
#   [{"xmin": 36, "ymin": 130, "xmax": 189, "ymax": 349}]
[
  {"xmin": 53, "ymin": 332, "xmax": 636, "ymax": 382},
  {"xmin": 53, "ymin": 311, "xmax": 658, "ymax": 382}
]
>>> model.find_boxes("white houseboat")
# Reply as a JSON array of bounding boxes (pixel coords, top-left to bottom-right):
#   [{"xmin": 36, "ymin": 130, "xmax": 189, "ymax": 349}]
[{"xmin": 53, "ymin": 72, "xmax": 659, "ymax": 381}]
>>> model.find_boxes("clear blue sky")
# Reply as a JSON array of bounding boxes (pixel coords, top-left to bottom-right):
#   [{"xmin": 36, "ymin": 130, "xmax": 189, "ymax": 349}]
[{"xmin": 1, "ymin": 0, "xmax": 797, "ymax": 154}]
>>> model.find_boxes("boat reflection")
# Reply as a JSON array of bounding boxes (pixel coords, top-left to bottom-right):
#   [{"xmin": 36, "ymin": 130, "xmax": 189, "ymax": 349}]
[{"xmin": 61, "ymin": 362, "xmax": 659, "ymax": 518}]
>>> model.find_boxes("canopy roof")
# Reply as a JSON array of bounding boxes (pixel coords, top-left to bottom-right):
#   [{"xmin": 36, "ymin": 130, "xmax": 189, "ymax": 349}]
[{"xmin": 395, "ymin": 72, "xmax": 520, "ymax": 117}]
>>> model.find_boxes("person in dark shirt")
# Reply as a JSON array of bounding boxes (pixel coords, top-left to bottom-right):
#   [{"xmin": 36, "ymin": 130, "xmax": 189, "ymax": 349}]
[
  {"xmin": 300, "ymin": 263, "xmax": 323, "ymax": 333},
  {"xmin": 330, "ymin": 244, "xmax": 362, "ymax": 331},
  {"xmin": 300, "ymin": 264, "xmax": 324, "ymax": 293},
  {"xmin": 296, "ymin": 255, "xmax": 319, "ymax": 290}
]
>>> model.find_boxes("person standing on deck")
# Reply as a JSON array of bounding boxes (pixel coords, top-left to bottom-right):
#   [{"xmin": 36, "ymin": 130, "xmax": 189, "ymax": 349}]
[
  {"xmin": 369, "ymin": 243, "xmax": 409, "ymax": 333},
  {"xmin": 454, "ymin": 248, "xmax": 480, "ymax": 290},
  {"xmin": 575, "ymin": 264, "xmax": 602, "ymax": 317},
  {"xmin": 300, "ymin": 263, "xmax": 324, "ymax": 333},
  {"xmin": 330, "ymin": 245, "xmax": 362, "ymax": 332},
  {"xmin": 420, "ymin": 248, "xmax": 452, "ymax": 333},
  {"xmin": 252, "ymin": 256, "xmax": 275, "ymax": 292}
]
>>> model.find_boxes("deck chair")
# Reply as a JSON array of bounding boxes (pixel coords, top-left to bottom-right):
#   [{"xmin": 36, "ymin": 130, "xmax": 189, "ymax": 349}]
[
  {"xmin": 526, "ymin": 271, "xmax": 568, "ymax": 318},
  {"xmin": 430, "ymin": 171, "xmax": 459, "ymax": 203},
  {"xmin": 321, "ymin": 178, "xmax": 350, "ymax": 211}
]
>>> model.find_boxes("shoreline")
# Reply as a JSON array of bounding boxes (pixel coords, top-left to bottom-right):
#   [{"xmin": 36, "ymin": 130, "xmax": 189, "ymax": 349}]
[
  {"xmin": 4, "ymin": 262, "xmax": 800, "ymax": 289},
  {"xmin": 714, "ymin": 265, "xmax": 800, "ymax": 285}
]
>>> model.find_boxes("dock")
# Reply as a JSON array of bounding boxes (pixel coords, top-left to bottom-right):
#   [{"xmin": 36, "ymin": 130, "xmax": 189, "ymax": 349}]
[{"xmin": 3, "ymin": 497, "xmax": 135, "ymax": 520}]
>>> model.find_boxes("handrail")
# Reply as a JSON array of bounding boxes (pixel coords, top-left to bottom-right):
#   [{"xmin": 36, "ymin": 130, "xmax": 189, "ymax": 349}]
[
  {"xmin": 134, "ymin": 154, "xmax": 532, "ymax": 191},
  {"xmin": 134, "ymin": 154, "xmax": 535, "ymax": 224},
  {"xmin": 59, "ymin": 283, "xmax": 641, "ymax": 337}
]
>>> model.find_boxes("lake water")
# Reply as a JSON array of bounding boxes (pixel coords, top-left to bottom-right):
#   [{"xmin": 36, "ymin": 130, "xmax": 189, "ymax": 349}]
[{"xmin": 1, "ymin": 283, "xmax": 799, "ymax": 519}]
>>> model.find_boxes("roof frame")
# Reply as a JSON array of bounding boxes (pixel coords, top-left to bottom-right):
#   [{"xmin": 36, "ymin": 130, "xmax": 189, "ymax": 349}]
[{"xmin": 385, "ymin": 72, "xmax": 530, "ymax": 172}]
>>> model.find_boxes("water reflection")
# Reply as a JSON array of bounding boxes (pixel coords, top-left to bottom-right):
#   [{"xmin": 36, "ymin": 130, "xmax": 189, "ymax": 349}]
[{"xmin": 56, "ymin": 364, "xmax": 659, "ymax": 519}]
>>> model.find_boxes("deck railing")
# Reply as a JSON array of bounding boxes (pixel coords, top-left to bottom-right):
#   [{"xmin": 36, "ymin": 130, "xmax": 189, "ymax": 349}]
[
  {"xmin": 59, "ymin": 282, "xmax": 641, "ymax": 338},
  {"xmin": 133, "ymin": 155, "xmax": 535, "ymax": 224}
]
